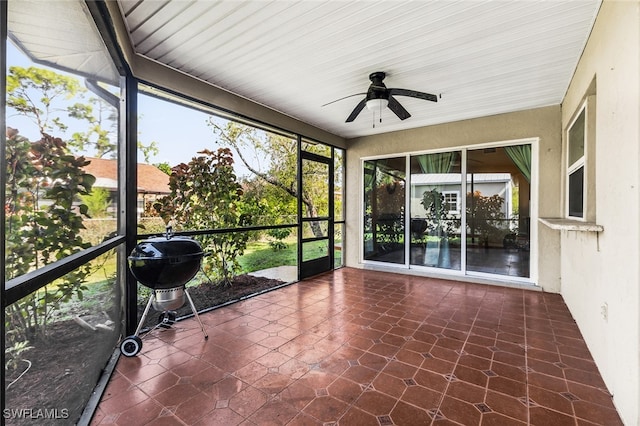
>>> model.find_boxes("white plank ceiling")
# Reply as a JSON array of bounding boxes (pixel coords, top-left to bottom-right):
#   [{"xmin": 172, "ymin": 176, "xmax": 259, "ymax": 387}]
[{"xmin": 116, "ymin": 0, "xmax": 602, "ymax": 140}]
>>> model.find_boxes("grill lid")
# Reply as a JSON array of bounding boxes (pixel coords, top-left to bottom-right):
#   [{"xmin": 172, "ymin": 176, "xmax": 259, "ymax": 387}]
[
  {"xmin": 128, "ymin": 236, "xmax": 204, "ymax": 262},
  {"xmin": 128, "ymin": 227, "xmax": 205, "ymax": 289}
]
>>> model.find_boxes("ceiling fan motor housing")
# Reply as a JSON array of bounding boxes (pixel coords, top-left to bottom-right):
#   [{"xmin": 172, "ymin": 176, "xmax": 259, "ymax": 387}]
[{"xmin": 367, "ymin": 72, "xmax": 388, "ymax": 101}]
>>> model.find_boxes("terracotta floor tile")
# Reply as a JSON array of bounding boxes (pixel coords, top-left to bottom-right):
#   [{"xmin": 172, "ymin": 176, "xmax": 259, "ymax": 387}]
[
  {"xmin": 340, "ymin": 364, "xmax": 378, "ymax": 385},
  {"xmin": 572, "ymin": 400, "xmax": 624, "ymax": 425},
  {"xmin": 484, "ymin": 390, "xmax": 528, "ymax": 423},
  {"xmin": 487, "ymin": 376, "xmax": 527, "ymax": 398},
  {"xmin": 228, "ymin": 386, "xmax": 268, "ymax": 417},
  {"xmin": 338, "ymin": 407, "xmax": 380, "ymax": 426},
  {"xmin": 380, "ymin": 359, "xmax": 419, "ymax": 379},
  {"xmin": 389, "ymin": 400, "xmax": 433, "ymax": 425},
  {"xmin": 137, "ymin": 370, "xmax": 181, "ymax": 397},
  {"xmin": 286, "ymin": 412, "xmax": 323, "ymax": 426},
  {"xmin": 444, "ymin": 380, "xmax": 486, "ymax": 404},
  {"xmin": 481, "ymin": 412, "xmax": 527, "ymax": 425},
  {"xmin": 193, "ymin": 407, "xmax": 244, "ymax": 426},
  {"xmin": 190, "ymin": 365, "xmax": 227, "ymax": 392},
  {"xmin": 93, "ymin": 268, "xmax": 622, "ymax": 426},
  {"xmin": 115, "ymin": 397, "xmax": 164, "ymax": 426},
  {"xmin": 401, "ymin": 384, "xmax": 442, "ymax": 409},
  {"xmin": 154, "ymin": 383, "xmax": 202, "ymax": 407},
  {"xmin": 248, "ymin": 399, "xmax": 300, "ymax": 426},
  {"xmin": 371, "ymin": 372, "xmax": 407, "ymax": 398},
  {"xmin": 439, "ymin": 395, "xmax": 483, "ymax": 425},
  {"xmin": 453, "ymin": 364, "xmax": 489, "ymax": 388},
  {"xmin": 529, "ymin": 385, "xmax": 574, "ymax": 415},
  {"xmin": 97, "ymin": 386, "xmax": 149, "ymax": 415},
  {"xmin": 327, "ymin": 376, "xmax": 363, "ymax": 404},
  {"xmin": 174, "ymin": 392, "xmax": 215, "ymax": 424},
  {"xmin": 529, "ymin": 406, "xmax": 576, "ymax": 426},
  {"xmin": 302, "ymin": 396, "xmax": 349, "ymax": 422}
]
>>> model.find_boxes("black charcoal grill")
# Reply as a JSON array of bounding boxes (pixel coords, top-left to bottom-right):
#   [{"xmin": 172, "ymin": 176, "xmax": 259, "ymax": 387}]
[{"xmin": 120, "ymin": 227, "xmax": 208, "ymax": 357}]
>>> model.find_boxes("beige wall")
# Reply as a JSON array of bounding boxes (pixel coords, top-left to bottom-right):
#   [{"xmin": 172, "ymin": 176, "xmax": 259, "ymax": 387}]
[
  {"xmin": 559, "ymin": 1, "xmax": 640, "ymax": 424},
  {"xmin": 344, "ymin": 105, "xmax": 562, "ymax": 291}
]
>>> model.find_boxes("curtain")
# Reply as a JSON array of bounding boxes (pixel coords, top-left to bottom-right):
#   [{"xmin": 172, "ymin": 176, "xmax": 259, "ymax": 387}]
[
  {"xmin": 504, "ymin": 145, "xmax": 531, "ymax": 183},
  {"xmin": 417, "ymin": 152, "xmax": 456, "ymax": 174}
]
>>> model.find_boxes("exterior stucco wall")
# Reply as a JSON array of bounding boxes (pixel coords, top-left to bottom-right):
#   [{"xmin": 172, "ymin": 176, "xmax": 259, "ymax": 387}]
[
  {"xmin": 344, "ymin": 105, "xmax": 562, "ymax": 291},
  {"xmin": 559, "ymin": 1, "xmax": 640, "ymax": 424}
]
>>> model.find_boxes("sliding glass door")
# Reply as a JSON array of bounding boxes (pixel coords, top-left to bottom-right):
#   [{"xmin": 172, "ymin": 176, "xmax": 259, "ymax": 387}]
[
  {"xmin": 409, "ymin": 152, "xmax": 461, "ymax": 270},
  {"xmin": 363, "ymin": 143, "xmax": 532, "ymax": 281},
  {"xmin": 466, "ymin": 146, "xmax": 531, "ymax": 278},
  {"xmin": 363, "ymin": 157, "xmax": 406, "ymax": 264}
]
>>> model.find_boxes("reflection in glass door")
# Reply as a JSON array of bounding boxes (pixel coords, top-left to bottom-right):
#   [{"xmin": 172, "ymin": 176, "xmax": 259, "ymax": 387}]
[
  {"xmin": 363, "ymin": 158, "xmax": 406, "ymax": 264},
  {"xmin": 409, "ymin": 152, "xmax": 461, "ymax": 270},
  {"xmin": 466, "ymin": 146, "xmax": 531, "ymax": 278}
]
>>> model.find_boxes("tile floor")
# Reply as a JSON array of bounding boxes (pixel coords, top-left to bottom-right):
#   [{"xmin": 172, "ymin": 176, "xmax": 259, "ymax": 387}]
[{"xmin": 91, "ymin": 268, "xmax": 623, "ymax": 425}]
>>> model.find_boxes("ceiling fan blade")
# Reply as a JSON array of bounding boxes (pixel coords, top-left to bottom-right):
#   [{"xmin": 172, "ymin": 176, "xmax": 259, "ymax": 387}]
[
  {"xmin": 322, "ymin": 93, "xmax": 366, "ymax": 107},
  {"xmin": 388, "ymin": 96, "xmax": 411, "ymax": 120},
  {"xmin": 389, "ymin": 88, "xmax": 438, "ymax": 102},
  {"xmin": 346, "ymin": 98, "xmax": 367, "ymax": 122}
]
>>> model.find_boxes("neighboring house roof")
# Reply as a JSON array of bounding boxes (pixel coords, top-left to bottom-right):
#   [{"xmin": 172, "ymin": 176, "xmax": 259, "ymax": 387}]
[
  {"xmin": 82, "ymin": 157, "xmax": 170, "ymax": 194},
  {"xmin": 411, "ymin": 173, "xmax": 512, "ymax": 185}
]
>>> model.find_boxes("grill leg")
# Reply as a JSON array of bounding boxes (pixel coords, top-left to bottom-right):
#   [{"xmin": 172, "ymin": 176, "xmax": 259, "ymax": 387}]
[
  {"xmin": 185, "ymin": 288, "xmax": 208, "ymax": 339},
  {"xmin": 134, "ymin": 294, "xmax": 155, "ymax": 337}
]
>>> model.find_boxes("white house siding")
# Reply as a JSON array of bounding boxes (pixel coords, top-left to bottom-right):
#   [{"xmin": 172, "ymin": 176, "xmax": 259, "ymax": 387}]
[{"xmin": 559, "ymin": 1, "xmax": 640, "ymax": 424}]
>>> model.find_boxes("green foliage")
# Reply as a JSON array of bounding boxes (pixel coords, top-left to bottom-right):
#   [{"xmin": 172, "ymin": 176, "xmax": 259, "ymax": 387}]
[
  {"xmin": 267, "ymin": 228, "xmax": 292, "ymax": 251},
  {"xmin": 5, "ymin": 131, "xmax": 94, "ymax": 343},
  {"xmin": 210, "ymin": 121, "xmax": 330, "ymax": 237},
  {"xmin": 7, "ymin": 66, "xmax": 83, "ymax": 135},
  {"xmin": 154, "ymin": 161, "xmax": 172, "ymax": 175},
  {"xmin": 4, "ymin": 339, "xmax": 33, "ymax": 374},
  {"xmin": 155, "ymin": 148, "xmax": 261, "ymax": 285},
  {"xmin": 79, "ymin": 187, "xmax": 111, "ymax": 218},
  {"xmin": 7, "ymin": 65, "xmax": 157, "ymax": 160},
  {"xmin": 467, "ymin": 190, "xmax": 506, "ymax": 243},
  {"xmin": 7, "ymin": 66, "xmax": 118, "ymax": 157}
]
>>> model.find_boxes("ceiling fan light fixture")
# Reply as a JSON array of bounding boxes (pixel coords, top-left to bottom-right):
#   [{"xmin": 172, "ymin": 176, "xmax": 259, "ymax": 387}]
[{"xmin": 366, "ymin": 98, "xmax": 388, "ymax": 110}]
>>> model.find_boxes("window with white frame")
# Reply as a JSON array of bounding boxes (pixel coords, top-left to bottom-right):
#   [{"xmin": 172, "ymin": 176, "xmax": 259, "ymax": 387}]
[
  {"xmin": 567, "ymin": 107, "xmax": 586, "ymax": 219},
  {"xmin": 442, "ymin": 191, "xmax": 460, "ymax": 214}
]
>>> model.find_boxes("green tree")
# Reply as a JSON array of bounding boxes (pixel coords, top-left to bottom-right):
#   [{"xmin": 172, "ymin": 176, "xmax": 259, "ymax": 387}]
[
  {"xmin": 154, "ymin": 161, "xmax": 172, "ymax": 175},
  {"xmin": 7, "ymin": 65, "xmax": 157, "ymax": 160},
  {"xmin": 79, "ymin": 187, "xmax": 111, "ymax": 218},
  {"xmin": 209, "ymin": 121, "xmax": 327, "ymax": 237},
  {"xmin": 466, "ymin": 191, "xmax": 505, "ymax": 245},
  {"xmin": 5, "ymin": 129, "xmax": 94, "ymax": 342},
  {"xmin": 154, "ymin": 148, "xmax": 261, "ymax": 284}
]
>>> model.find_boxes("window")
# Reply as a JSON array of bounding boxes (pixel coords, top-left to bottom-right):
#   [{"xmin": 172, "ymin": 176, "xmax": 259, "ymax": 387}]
[
  {"xmin": 567, "ymin": 108, "xmax": 586, "ymax": 218},
  {"xmin": 443, "ymin": 191, "xmax": 460, "ymax": 214}
]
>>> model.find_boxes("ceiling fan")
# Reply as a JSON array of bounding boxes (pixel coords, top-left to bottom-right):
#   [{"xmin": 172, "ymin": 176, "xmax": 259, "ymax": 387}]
[{"xmin": 324, "ymin": 71, "xmax": 439, "ymax": 123}]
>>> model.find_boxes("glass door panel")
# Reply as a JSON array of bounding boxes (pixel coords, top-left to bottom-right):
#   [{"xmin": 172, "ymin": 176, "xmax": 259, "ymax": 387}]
[
  {"xmin": 466, "ymin": 146, "xmax": 531, "ymax": 278},
  {"xmin": 409, "ymin": 152, "xmax": 462, "ymax": 269},
  {"xmin": 363, "ymin": 157, "xmax": 406, "ymax": 264}
]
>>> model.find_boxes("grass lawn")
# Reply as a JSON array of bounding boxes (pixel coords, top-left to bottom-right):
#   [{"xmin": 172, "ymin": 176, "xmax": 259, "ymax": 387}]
[{"xmin": 238, "ymin": 241, "xmax": 297, "ymax": 273}]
